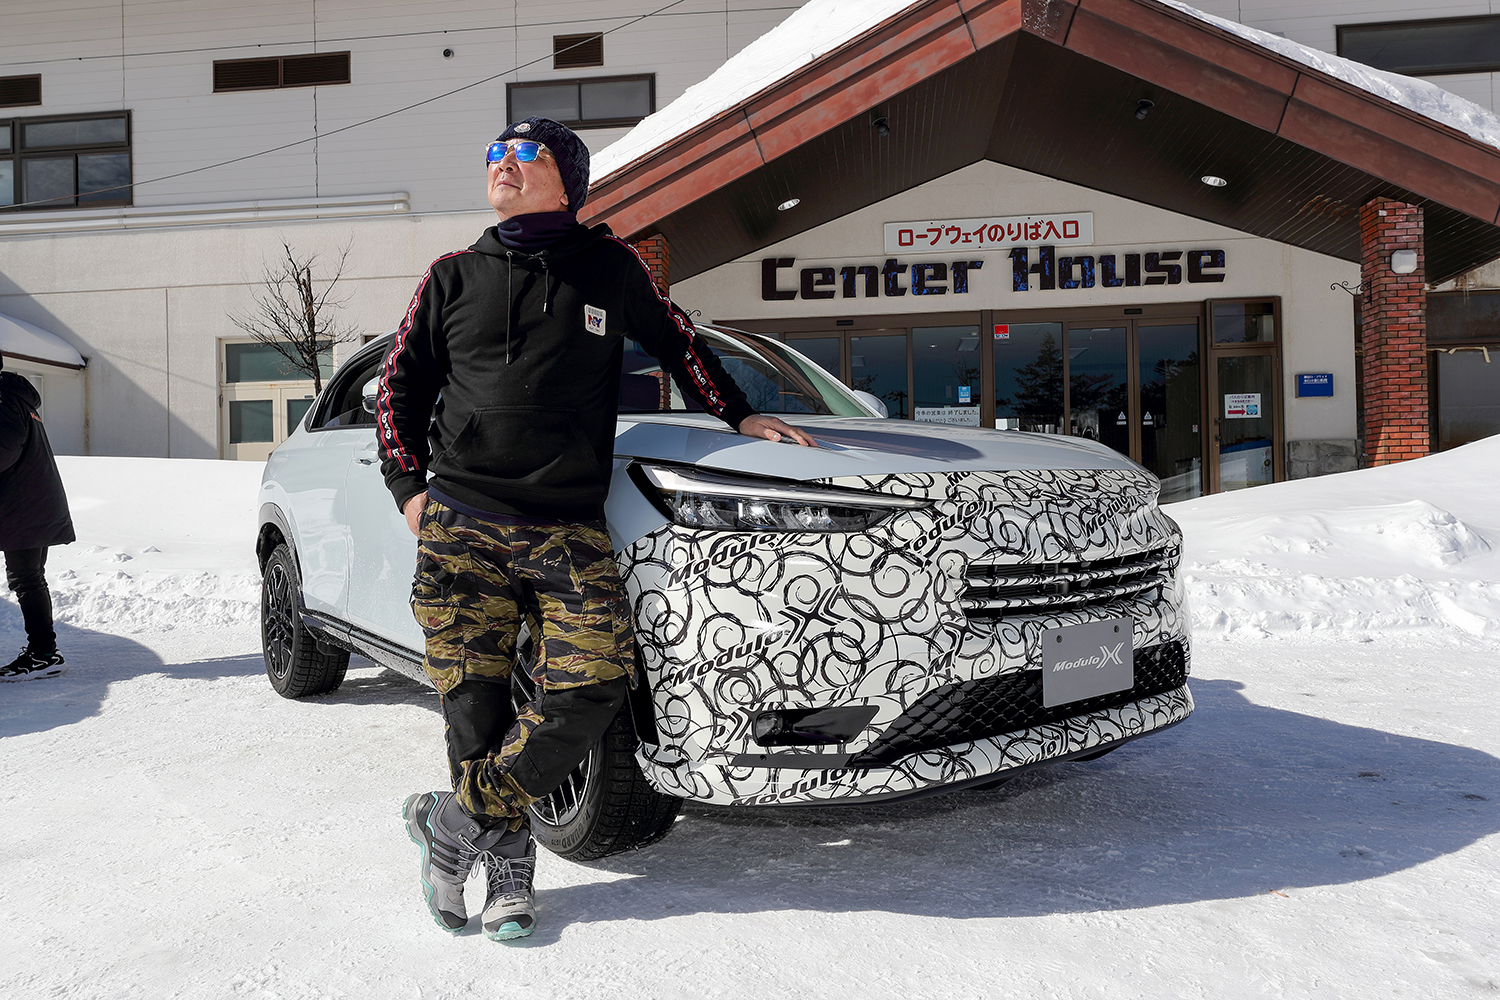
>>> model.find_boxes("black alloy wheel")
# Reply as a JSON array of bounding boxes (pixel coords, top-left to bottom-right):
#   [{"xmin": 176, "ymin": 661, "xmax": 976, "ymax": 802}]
[{"xmin": 260, "ymin": 542, "xmax": 349, "ymax": 698}]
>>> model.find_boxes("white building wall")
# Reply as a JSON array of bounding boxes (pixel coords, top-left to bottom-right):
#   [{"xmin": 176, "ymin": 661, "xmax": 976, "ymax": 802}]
[
  {"xmin": 3, "ymin": 0, "xmax": 812, "ymax": 216},
  {"xmin": 674, "ymin": 161, "xmax": 1362, "ymax": 443},
  {"xmin": 0, "ymin": 210, "xmax": 494, "ymax": 457}
]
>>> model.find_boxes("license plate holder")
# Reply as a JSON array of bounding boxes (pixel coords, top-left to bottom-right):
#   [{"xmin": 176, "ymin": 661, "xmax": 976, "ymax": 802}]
[{"xmin": 1041, "ymin": 617, "xmax": 1134, "ymax": 708}]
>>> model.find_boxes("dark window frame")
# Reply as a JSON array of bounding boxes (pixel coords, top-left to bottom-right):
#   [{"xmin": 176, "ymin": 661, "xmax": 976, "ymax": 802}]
[
  {"xmin": 213, "ymin": 52, "xmax": 352, "ymax": 93},
  {"xmin": 506, "ymin": 73, "xmax": 655, "ymax": 130},
  {"xmin": 1337, "ymin": 15, "xmax": 1500, "ymax": 77},
  {"xmin": 1, "ymin": 110, "xmax": 132, "ymax": 212}
]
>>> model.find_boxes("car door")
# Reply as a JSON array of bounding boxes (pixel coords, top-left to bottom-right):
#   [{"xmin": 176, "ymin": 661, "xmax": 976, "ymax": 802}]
[
  {"xmin": 276, "ymin": 353, "xmax": 386, "ymax": 616},
  {"xmin": 343, "ymin": 385, "xmax": 425, "ymax": 651}
]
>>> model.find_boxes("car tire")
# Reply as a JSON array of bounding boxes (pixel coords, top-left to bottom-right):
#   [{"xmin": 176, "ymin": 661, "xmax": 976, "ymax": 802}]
[
  {"xmin": 529, "ymin": 706, "xmax": 682, "ymax": 862},
  {"xmin": 261, "ymin": 541, "xmax": 349, "ymax": 699}
]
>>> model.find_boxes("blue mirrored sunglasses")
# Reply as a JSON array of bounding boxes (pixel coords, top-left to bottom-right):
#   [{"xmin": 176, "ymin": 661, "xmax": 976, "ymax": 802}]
[{"xmin": 485, "ymin": 140, "xmax": 545, "ymax": 164}]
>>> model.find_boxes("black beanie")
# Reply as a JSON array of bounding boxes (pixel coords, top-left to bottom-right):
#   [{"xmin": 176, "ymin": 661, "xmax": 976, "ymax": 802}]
[{"xmin": 496, "ymin": 117, "xmax": 590, "ymax": 212}]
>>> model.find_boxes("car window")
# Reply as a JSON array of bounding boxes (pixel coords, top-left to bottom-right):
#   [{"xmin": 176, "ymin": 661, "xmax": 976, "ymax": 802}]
[
  {"xmin": 311, "ymin": 343, "xmax": 388, "ymax": 430},
  {"xmin": 620, "ymin": 327, "xmax": 869, "ymax": 416}
]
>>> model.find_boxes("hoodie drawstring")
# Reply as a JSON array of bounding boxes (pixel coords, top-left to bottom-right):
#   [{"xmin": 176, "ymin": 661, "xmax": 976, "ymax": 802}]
[
  {"xmin": 505, "ymin": 253, "xmax": 513, "ymax": 365},
  {"xmin": 543, "ymin": 259, "xmax": 554, "ymax": 316}
]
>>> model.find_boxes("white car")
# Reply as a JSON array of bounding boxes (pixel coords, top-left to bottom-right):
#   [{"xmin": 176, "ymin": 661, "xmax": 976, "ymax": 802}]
[{"xmin": 257, "ymin": 327, "xmax": 1192, "ymax": 859}]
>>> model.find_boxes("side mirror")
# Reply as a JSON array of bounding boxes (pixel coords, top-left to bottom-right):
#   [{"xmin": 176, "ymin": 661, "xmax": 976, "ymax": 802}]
[
  {"xmin": 361, "ymin": 378, "xmax": 380, "ymax": 414},
  {"xmin": 851, "ymin": 390, "xmax": 889, "ymax": 418}
]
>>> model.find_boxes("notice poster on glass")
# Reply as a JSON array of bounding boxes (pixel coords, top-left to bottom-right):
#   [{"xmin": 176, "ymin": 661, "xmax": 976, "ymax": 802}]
[
  {"xmin": 915, "ymin": 406, "xmax": 981, "ymax": 426},
  {"xmin": 1224, "ymin": 392, "xmax": 1261, "ymax": 418}
]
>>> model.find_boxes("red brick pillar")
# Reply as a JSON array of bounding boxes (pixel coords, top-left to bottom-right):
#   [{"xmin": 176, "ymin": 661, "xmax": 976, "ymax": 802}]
[
  {"xmin": 1358, "ymin": 199, "xmax": 1429, "ymax": 466},
  {"xmin": 631, "ymin": 234, "xmax": 670, "ymax": 297}
]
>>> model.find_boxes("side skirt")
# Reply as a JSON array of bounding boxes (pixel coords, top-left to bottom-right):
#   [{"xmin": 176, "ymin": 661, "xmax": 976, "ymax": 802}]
[{"xmin": 300, "ymin": 610, "xmax": 429, "ymax": 687}]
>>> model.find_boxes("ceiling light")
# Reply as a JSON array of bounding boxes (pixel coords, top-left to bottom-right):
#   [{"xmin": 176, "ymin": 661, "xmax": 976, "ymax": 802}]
[
  {"xmin": 1201, "ymin": 175, "xmax": 1228, "ymax": 187},
  {"xmin": 1135, "ymin": 99, "xmax": 1154, "ymax": 120},
  {"xmin": 777, "ymin": 198, "xmax": 800, "ymax": 211}
]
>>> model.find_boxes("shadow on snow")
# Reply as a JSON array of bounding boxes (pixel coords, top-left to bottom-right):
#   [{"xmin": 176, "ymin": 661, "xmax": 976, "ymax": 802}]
[{"xmin": 533, "ymin": 677, "xmax": 1500, "ymax": 930}]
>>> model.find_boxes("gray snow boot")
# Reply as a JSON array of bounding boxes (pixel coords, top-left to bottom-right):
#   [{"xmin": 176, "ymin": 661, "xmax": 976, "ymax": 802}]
[
  {"xmin": 402, "ymin": 791, "xmax": 506, "ymax": 932},
  {"xmin": 480, "ymin": 824, "xmax": 537, "ymax": 941}
]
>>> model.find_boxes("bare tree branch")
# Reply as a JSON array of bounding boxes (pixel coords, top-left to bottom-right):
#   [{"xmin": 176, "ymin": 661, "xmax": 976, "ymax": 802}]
[{"xmin": 228, "ymin": 240, "xmax": 360, "ymax": 395}]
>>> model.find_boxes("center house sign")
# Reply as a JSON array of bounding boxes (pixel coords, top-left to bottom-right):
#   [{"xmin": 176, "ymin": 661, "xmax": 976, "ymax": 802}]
[{"xmin": 759, "ymin": 212, "xmax": 1227, "ymax": 301}]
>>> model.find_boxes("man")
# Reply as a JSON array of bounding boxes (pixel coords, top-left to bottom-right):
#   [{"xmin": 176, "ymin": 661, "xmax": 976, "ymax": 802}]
[
  {"xmin": 0, "ymin": 354, "xmax": 74, "ymax": 681},
  {"xmin": 378, "ymin": 117, "xmax": 813, "ymax": 941}
]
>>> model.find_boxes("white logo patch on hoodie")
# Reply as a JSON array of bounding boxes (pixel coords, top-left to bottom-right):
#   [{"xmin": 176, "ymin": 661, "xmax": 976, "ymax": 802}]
[{"xmin": 584, "ymin": 305, "xmax": 607, "ymax": 336}]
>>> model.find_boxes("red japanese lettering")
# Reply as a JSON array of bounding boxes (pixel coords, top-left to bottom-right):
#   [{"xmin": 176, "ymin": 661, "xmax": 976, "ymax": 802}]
[{"xmin": 898, "ymin": 229, "xmax": 914, "ymax": 247}]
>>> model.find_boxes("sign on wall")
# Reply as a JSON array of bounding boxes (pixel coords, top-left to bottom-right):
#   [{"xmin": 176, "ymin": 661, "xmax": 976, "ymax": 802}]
[
  {"xmin": 1296, "ymin": 373, "xmax": 1333, "ymax": 397},
  {"xmin": 1225, "ymin": 393, "xmax": 1262, "ymax": 418},
  {"xmin": 885, "ymin": 213, "xmax": 1094, "ymax": 254}
]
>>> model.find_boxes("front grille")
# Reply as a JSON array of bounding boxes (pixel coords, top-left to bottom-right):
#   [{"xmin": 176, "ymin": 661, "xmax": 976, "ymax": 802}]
[
  {"xmin": 960, "ymin": 546, "xmax": 1176, "ymax": 619},
  {"xmin": 849, "ymin": 640, "xmax": 1188, "ymax": 766}
]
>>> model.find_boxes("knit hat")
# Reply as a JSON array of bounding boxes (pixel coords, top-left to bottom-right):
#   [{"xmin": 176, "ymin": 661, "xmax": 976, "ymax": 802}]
[{"xmin": 496, "ymin": 117, "xmax": 590, "ymax": 213}]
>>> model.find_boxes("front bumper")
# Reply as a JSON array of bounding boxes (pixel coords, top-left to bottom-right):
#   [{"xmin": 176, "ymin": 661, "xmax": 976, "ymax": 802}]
[{"xmin": 618, "ymin": 468, "xmax": 1192, "ymax": 806}]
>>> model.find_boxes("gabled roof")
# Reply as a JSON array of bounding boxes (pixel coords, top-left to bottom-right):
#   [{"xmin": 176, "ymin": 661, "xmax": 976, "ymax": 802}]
[{"xmin": 581, "ymin": 0, "xmax": 1500, "ymax": 284}]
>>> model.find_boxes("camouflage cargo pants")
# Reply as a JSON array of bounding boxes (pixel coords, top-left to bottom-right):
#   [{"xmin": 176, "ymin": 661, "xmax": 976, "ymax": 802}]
[{"xmin": 413, "ymin": 499, "xmax": 634, "ymax": 830}]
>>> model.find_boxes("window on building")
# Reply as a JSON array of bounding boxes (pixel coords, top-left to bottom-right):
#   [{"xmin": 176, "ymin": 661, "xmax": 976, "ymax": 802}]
[
  {"xmin": 213, "ymin": 52, "xmax": 351, "ymax": 93},
  {"xmin": 508, "ymin": 75, "xmax": 653, "ymax": 129},
  {"xmin": 0, "ymin": 112, "xmax": 131, "ymax": 210},
  {"xmin": 1337, "ymin": 16, "xmax": 1500, "ymax": 76},
  {"xmin": 554, "ymin": 34, "xmax": 604, "ymax": 70},
  {"xmin": 0, "ymin": 75, "xmax": 42, "ymax": 109},
  {"xmin": 220, "ymin": 339, "xmax": 335, "ymax": 461}
]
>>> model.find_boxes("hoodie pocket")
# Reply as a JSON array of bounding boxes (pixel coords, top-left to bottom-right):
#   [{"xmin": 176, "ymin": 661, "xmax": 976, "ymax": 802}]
[{"xmin": 431, "ymin": 405, "xmax": 601, "ymax": 494}]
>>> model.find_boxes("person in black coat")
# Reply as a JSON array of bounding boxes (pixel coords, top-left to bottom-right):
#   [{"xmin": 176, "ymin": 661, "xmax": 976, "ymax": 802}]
[{"xmin": 0, "ymin": 353, "xmax": 74, "ymax": 681}]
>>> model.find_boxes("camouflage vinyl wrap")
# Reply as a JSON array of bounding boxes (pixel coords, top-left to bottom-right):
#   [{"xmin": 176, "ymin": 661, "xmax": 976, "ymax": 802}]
[
  {"xmin": 414, "ymin": 500, "xmax": 634, "ymax": 820},
  {"xmin": 618, "ymin": 469, "xmax": 1193, "ymax": 806}
]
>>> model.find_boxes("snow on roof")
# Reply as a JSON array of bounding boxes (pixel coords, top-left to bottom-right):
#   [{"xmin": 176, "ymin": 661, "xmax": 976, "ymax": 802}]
[
  {"xmin": 593, "ymin": 0, "xmax": 1500, "ymax": 185},
  {"xmin": 0, "ymin": 313, "xmax": 86, "ymax": 368},
  {"xmin": 1159, "ymin": 0, "xmax": 1500, "ymax": 153},
  {"xmin": 590, "ymin": 0, "xmax": 923, "ymax": 183}
]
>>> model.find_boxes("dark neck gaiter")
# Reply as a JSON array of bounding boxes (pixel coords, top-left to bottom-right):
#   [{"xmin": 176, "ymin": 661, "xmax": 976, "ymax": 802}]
[{"xmin": 495, "ymin": 211, "xmax": 578, "ymax": 253}]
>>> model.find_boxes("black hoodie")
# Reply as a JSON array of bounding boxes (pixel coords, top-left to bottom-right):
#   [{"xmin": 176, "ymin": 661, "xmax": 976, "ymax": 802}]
[
  {"xmin": 377, "ymin": 222, "xmax": 755, "ymax": 520},
  {"xmin": 0, "ymin": 370, "xmax": 75, "ymax": 550}
]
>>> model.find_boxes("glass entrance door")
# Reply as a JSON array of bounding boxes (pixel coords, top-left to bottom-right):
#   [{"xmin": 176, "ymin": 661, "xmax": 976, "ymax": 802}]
[
  {"xmin": 1211, "ymin": 352, "xmax": 1277, "ymax": 491},
  {"xmin": 1138, "ymin": 323, "xmax": 1203, "ymax": 502},
  {"xmin": 1066, "ymin": 325, "xmax": 1130, "ymax": 455}
]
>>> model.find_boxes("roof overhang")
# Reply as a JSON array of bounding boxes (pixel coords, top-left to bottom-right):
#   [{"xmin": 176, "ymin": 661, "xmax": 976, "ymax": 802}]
[
  {"xmin": 581, "ymin": 0, "xmax": 1500, "ymax": 284},
  {"xmin": 0, "ymin": 313, "xmax": 86, "ymax": 370}
]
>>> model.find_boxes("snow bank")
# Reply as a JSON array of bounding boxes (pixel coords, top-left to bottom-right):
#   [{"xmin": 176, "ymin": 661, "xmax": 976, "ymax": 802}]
[
  {"xmin": 0, "ymin": 457, "xmax": 263, "ymax": 645},
  {"xmin": 4, "ymin": 435, "xmax": 1498, "ymax": 648},
  {"xmin": 1168, "ymin": 435, "xmax": 1500, "ymax": 639}
]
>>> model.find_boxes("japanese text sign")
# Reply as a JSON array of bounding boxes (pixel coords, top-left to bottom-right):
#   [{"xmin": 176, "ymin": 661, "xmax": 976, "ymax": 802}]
[
  {"xmin": 886, "ymin": 213, "xmax": 1093, "ymax": 254},
  {"xmin": 1224, "ymin": 393, "xmax": 1262, "ymax": 418}
]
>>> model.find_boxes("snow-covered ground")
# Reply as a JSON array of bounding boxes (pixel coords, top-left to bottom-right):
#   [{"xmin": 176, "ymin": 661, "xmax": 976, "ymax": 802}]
[{"xmin": 3, "ymin": 442, "xmax": 1500, "ymax": 998}]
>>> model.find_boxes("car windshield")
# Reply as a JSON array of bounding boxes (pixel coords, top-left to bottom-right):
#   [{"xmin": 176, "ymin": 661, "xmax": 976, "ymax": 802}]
[{"xmin": 620, "ymin": 327, "xmax": 868, "ymax": 416}]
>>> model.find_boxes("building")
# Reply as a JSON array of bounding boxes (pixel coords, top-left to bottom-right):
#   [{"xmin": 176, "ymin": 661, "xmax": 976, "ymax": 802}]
[{"xmin": 2, "ymin": 0, "xmax": 1499, "ymax": 499}]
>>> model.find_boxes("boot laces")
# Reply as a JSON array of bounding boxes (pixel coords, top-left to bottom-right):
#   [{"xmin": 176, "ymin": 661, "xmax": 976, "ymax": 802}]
[{"xmin": 481, "ymin": 849, "xmax": 535, "ymax": 898}]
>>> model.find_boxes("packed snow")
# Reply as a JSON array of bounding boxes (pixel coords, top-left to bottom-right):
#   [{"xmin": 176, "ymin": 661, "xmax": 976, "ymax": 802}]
[
  {"xmin": 3, "ymin": 439, "xmax": 1500, "ymax": 997},
  {"xmin": 593, "ymin": 0, "xmax": 1500, "ymax": 183}
]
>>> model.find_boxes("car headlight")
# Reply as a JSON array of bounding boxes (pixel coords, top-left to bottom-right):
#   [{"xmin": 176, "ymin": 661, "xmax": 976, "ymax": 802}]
[{"xmin": 633, "ymin": 463, "xmax": 929, "ymax": 532}]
